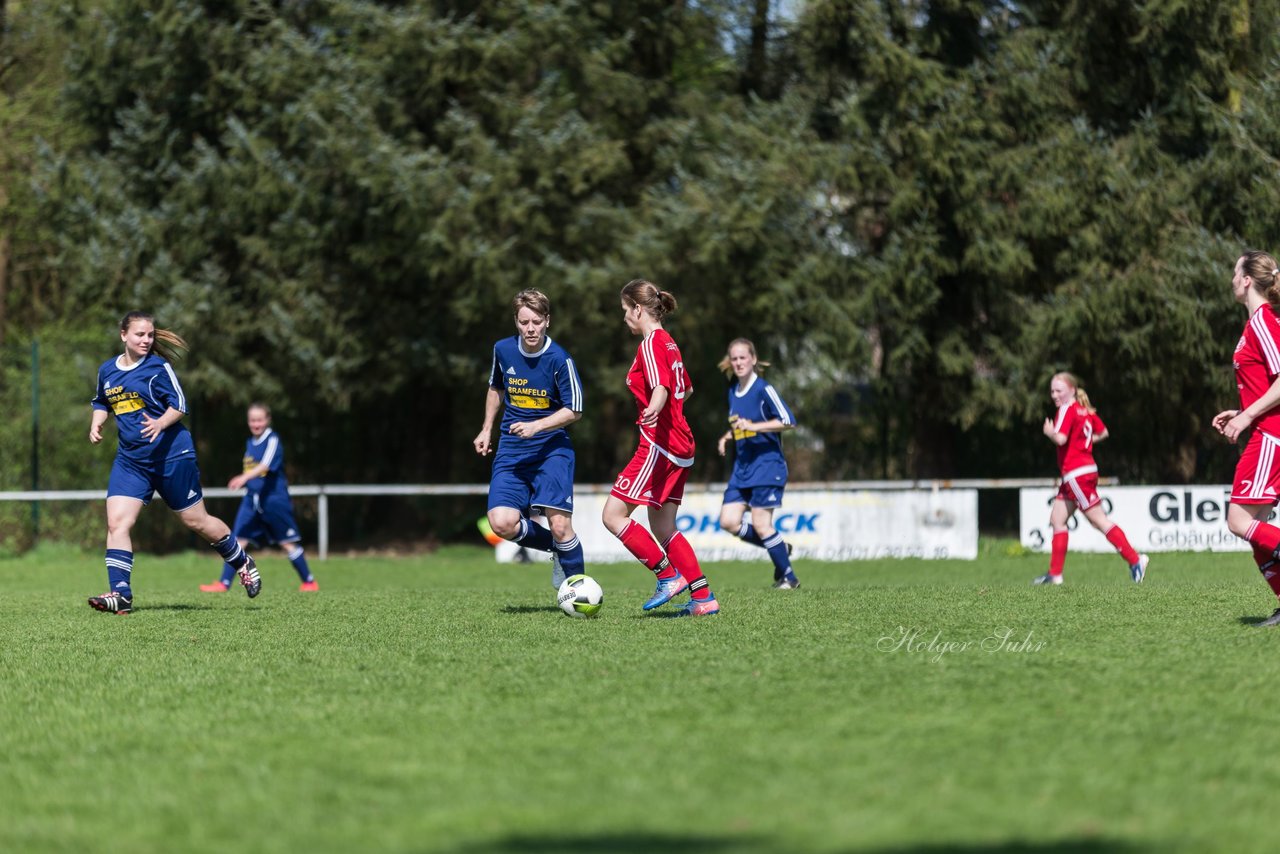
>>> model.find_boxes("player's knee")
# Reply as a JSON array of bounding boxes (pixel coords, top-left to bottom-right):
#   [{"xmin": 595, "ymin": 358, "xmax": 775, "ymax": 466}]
[
  {"xmin": 1227, "ymin": 511, "xmax": 1256, "ymax": 539},
  {"xmin": 548, "ymin": 518, "xmax": 574, "ymax": 541},
  {"xmin": 753, "ymin": 521, "xmax": 775, "ymax": 540},
  {"xmin": 719, "ymin": 510, "xmax": 741, "ymax": 533},
  {"xmin": 105, "ymin": 517, "xmax": 134, "ymax": 538}
]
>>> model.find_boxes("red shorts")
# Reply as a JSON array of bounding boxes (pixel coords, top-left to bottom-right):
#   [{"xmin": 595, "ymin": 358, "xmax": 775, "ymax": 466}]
[
  {"xmin": 1056, "ymin": 470, "xmax": 1101, "ymax": 511},
  {"xmin": 1232, "ymin": 429, "xmax": 1280, "ymax": 505},
  {"xmin": 610, "ymin": 443, "xmax": 691, "ymax": 508}
]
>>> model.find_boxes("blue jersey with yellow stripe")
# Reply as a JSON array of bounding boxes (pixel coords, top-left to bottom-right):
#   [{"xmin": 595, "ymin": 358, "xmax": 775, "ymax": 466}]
[
  {"xmin": 727, "ymin": 373, "xmax": 795, "ymax": 488},
  {"xmin": 242, "ymin": 428, "xmax": 289, "ymax": 499},
  {"xmin": 488, "ymin": 335, "xmax": 583, "ymax": 458},
  {"xmin": 91, "ymin": 353, "xmax": 196, "ymax": 464}
]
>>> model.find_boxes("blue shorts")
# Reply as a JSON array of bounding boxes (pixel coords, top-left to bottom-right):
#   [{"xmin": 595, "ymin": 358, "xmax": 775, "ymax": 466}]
[
  {"xmin": 722, "ymin": 483, "xmax": 786, "ymax": 509},
  {"xmin": 488, "ymin": 444, "xmax": 575, "ymax": 515},
  {"xmin": 233, "ymin": 494, "xmax": 303, "ymax": 547},
  {"xmin": 108, "ymin": 454, "xmax": 204, "ymax": 511}
]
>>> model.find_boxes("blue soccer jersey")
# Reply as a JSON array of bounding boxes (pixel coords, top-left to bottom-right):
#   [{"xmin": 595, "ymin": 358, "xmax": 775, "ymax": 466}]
[
  {"xmin": 727, "ymin": 374, "xmax": 795, "ymax": 488},
  {"xmin": 241, "ymin": 429, "xmax": 289, "ymax": 499},
  {"xmin": 487, "ymin": 335, "xmax": 584, "ymax": 457},
  {"xmin": 92, "ymin": 353, "xmax": 196, "ymax": 463}
]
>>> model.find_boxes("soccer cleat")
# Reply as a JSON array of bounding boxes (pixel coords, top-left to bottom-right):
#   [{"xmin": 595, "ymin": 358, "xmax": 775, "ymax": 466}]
[
  {"xmin": 237, "ymin": 556, "xmax": 262, "ymax": 598},
  {"xmin": 88, "ymin": 592, "xmax": 133, "ymax": 614},
  {"xmin": 773, "ymin": 574, "xmax": 801, "ymax": 590},
  {"xmin": 199, "ymin": 581, "xmax": 230, "ymax": 592},
  {"xmin": 550, "ymin": 553, "xmax": 566, "ymax": 589},
  {"xmin": 1258, "ymin": 608, "xmax": 1280, "ymax": 628},
  {"xmin": 1032, "ymin": 573, "xmax": 1063, "ymax": 586},
  {"xmin": 676, "ymin": 595, "xmax": 721, "ymax": 617},
  {"xmin": 642, "ymin": 573, "xmax": 689, "ymax": 610},
  {"xmin": 1130, "ymin": 554, "xmax": 1149, "ymax": 584},
  {"xmin": 299, "ymin": 580, "xmax": 319, "ymax": 592}
]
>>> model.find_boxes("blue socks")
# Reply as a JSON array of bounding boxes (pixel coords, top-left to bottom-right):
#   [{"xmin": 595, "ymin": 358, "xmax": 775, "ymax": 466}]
[
  {"xmin": 211, "ymin": 534, "xmax": 248, "ymax": 569},
  {"xmin": 763, "ymin": 531, "xmax": 794, "ymax": 582},
  {"xmin": 552, "ymin": 534, "xmax": 585, "ymax": 576},
  {"xmin": 286, "ymin": 545, "xmax": 313, "ymax": 582},
  {"xmin": 105, "ymin": 549, "xmax": 133, "ymax": 598},
  {"xmin": 735, "ymin": 519, "xmax": 766, "ymax": 548},
  {"xmin": 516, "ymin": 517, "xmax": 555, "ymax": 552}
]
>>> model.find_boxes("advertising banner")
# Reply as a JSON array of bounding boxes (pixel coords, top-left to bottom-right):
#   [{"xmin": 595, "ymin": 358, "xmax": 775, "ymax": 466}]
[
  {"xmin": 498, "ymin": 488, "xmax": 979, "ymax": 563},
  {"xmin": 1019, "ymin": 485, "xmax": 1246, "ymax": 553}
]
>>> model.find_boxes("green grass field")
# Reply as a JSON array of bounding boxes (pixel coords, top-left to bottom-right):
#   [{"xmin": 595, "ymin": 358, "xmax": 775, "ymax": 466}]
[{"xmin": 2, "ymin": 541, "xmax": 1278, "ymax": 853}]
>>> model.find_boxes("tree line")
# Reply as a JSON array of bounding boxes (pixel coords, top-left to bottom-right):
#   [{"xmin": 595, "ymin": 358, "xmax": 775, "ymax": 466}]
[{"xmin": 2, "ymin": 0, "xmax": 1280, "ymax": 546}]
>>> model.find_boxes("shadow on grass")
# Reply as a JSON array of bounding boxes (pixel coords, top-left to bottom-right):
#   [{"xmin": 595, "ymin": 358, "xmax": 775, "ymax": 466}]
[
  {"xmin": 462, "ymin": 833, "xmax": 769, "ymax": 853},
  {"xmin": 867, "ymin": 841, "xmax": 1148, "ymax": 853},
  {"xmin": 501, "ymin": 605, "xmax": 561, "ymax": 615},
  {"xmin": 139, "ymin": 603, "xmax": 215, "ymax": 612},
  {"xmin": 1237, "ymin": 614, "xmax": 1274, "ymax": 627}
]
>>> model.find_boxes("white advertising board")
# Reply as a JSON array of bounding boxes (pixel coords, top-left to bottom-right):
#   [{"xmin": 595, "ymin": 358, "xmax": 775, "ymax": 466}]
[
  {"xmin": 1019, "ymin": 485, "xmax": 1247, "ymax": 553},
  {"xmin": 497, "ymin": 488, "xmax": 979, "ymax": 563}
]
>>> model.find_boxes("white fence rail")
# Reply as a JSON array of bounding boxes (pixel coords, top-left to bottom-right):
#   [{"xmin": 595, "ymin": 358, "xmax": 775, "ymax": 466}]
[{"xmin": 0, "ymin": 478, "xmax": 1101, "ymax": 560}]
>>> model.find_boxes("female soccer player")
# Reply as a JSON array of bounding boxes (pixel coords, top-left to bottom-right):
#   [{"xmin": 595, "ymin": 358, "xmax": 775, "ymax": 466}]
[
  {"xmin": 600, "ymin": 279, "xmax": 719, "ymax": 616},
  {"xmin": 1213, "ymin": 250, "xmax": 1280, "ymax": 626},
  {"xmin": 716, "ymin": 338, "xmax": 799, "ymax": 589},
  {"xmin": 200, "ymin": 403, "xmax": 317, "ymax": 592},
  {"xmin": 473, "ymin": 289, "xmax": 585, "ymax": 587},
  {"xmin": 87, "ymin": 311, "xmax": 260, "ymax": 614},
  {"xmin": 1032, "ymin": 372, "xmax": 1148, "ymax": 586}
]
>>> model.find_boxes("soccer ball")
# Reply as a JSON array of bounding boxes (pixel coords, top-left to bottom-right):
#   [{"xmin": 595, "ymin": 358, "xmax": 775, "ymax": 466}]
[{"xmin": 557, "ymin": 574, "xmax": 604, "ymax": 618}]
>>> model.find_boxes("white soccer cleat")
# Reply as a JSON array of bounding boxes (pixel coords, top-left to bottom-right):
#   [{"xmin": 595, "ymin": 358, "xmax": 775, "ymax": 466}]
[
  {"xmin": 1130, "ymin": 554, "xmax": 1149, "ymax": 584},
  {"xmin": 550, "ymin": 553, "xmax": 566, "ymax": 589},
  {"xmin": 1031, "ymin": 573, "xmax": 1063, "ymax": 586}
]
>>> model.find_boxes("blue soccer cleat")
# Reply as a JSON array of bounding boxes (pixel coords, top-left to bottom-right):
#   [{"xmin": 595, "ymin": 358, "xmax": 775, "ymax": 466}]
[
  {"xmin": 1130, "ymin": 554, "xmax": 1149, "ymax": 584},
  {"xmin": 642, "ymin": 573, "xmax": 689, "ymax": 610}
]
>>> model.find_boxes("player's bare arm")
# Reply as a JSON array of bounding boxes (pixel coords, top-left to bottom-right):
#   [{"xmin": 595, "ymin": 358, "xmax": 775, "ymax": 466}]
[
  {"xmin": 140, "ymin": 407, "xmax": 184, "ymax": 442},
  {"xmin": 508, "ymin": 407, "xmax": 581, "ymax": 439},
  {"xmin": 1224, "ymin": 375, "xmax": 1280, "ymax": 442},
  {"xmin": 639, "ymin": 386, "xmax": 669, "ymax": 427},
  {"xmin": 474, "ymin": 387, "xmax": 503, "ymax": 455},
  {"xmin": 88, "ymin": 408, "xmax": 109, "ymax": 444}
]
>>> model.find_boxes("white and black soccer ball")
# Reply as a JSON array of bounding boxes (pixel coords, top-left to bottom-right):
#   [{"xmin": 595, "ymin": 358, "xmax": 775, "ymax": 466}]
[{"xmin": 556, "ymin": 574, "xmax": 604, "ymax": 618}]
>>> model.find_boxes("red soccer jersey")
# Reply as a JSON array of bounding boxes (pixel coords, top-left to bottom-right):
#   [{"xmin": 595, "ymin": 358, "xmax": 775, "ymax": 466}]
[
  {"xmin": 626, "ymin": 328, "xmax": 695, "ymax": 465},
  {"xmin": 1053, "ymin": 402, "xmax": 1105, "ymax": 476},
  {"xmin": 1235, "ymin": 305, "xmax": 1280, "ymax": 437}
]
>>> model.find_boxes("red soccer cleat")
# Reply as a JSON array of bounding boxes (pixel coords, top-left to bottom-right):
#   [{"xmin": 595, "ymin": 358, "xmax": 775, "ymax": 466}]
[{"xmin": 299, "ymin": 580, "xmax": 319, "ymax": 592}]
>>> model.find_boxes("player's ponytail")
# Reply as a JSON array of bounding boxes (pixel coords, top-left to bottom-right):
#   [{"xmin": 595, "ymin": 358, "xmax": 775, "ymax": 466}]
[
  {"xmin": 622, "ymin": 279, "xmax": 677, "ymax": 321},
  {"xmin": 1241, "ymin": 250, "xmax": 1280, "ymax": 308},
  {"xmin": 718, "ymin": 338, "xmax": 772, "ymax": 378},
  {"xmin": 119, "ymin": 310, "xmax": 188, "ymax": 362}
]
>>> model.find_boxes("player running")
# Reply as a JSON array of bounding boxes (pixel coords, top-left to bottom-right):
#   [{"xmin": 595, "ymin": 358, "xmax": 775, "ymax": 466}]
[
  {"xmin": 1032, "ymin": 371, "xmax": 1148, "ymax": 586},
  {"xmin": 200, "ymin": 403, "xmax": 317, "ymax": 592},
  {"xmin": 473, "ymin": 289, "xmax": 586, "ymax": 587},
  {"xmin": 601, "ymin": 279, "xmax": 719, "ymax": 616},
  {"xmin": 87, "ymin": 311, "xmax": 260, "ymax": 614},
  {"xmin": 716, "ymin": 338, "xmax": 800, "ymax": 589},
  {"xmin": 1213, "ymin": 251, "xmax": 1280, "ymax": 626}
]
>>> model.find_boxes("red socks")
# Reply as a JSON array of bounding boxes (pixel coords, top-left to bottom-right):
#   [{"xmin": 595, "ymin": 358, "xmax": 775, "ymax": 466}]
[
  {"xmin": 1104, "ymin": 526, "xmax": 1139, "ymax": 566},
  {"xmin": 1049, "ymin": 531, "xmax": 1068, "ymax": 577},
  {"xmin": 1247, "ymin": 520, "xmax": 1280, "ymax": 557},
  {"xmin": 662, "ymin": 532, "xmax": 711, "ymax": 601},
  {"xmin": 1254, "ymin": 545, "xmax": 1280, "ymax": 599},
  {"xmin": 618, "ymin": 521, "xmax": 677, "ymax": 579}
]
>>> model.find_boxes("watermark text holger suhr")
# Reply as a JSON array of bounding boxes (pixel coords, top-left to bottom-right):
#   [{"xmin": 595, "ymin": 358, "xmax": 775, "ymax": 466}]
[{"xmin": 877, "ymin": 626, "xmax": 1046, "ymax": 663}]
